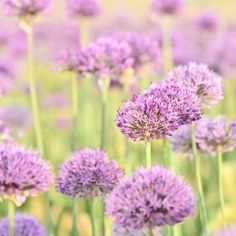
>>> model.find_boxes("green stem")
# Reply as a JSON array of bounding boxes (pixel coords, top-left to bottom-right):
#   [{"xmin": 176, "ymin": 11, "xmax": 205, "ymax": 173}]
[
  {"xmin": 191, "ymin": 123, "xmax": 208, "ymax": 234},
  {"xmin": 71, "ymin": 198, "xmax": 78, "ymax": 236},
  {"xmin": 147, "ymin": 228, "xmax": 154, "ymax": 236},
  {"xmin": 25, "ymin": 23, "xmax": 54, "ymax": 236},
  {"xmin": 217, "ymin": 146, "xmax": 226, "ymax": 227},
  {"xmin": 8, "ymin": 201, "xmax": 14, "ymax": 236},
  {"xmin": 145, "ymin": 141, "xmax": 152, "ymax": 168},
  {"xmin": 89, "ymin": 199, "xmax": 96, "ymax": 236}
]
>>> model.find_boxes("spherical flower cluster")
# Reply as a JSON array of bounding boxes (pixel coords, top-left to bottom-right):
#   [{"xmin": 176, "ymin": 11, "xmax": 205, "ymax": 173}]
[
  {"xmin": 0, "ymin": 141, "xmax": 54, "ymax": 206},
  {"xmin": 196, "ymin": 116, "xmax": 236, "ymax": 154},
  {"xmin": 116, "ymin": 80, "xmax": 201, "ymax": 142},
  {"xmin": 106, "ymin": 166, "xmax": 195, "ymax": 230},
  {"xmin": 151, "ymin": 0, "xmax": 184, "ymax": 15},
  {"xmin": 166, "ymin": 63, "xmax": 223, "ymax": 108},
  {"xmin": 0, "ymin": 214, "xmax": 47, "ymax": 236},
  {"xmin": 56, "ymin": 148, "xmax": 123, "ymax": 198},
  {"xmin": 67, "ymin": 0, "xmax": 101, "ymax": 18},
  {"xmin": 2, "ymin": 0, "xmax": 51, "ymax": 17},
  {"xmin": 113, "ymin": 32, "xmax": 160, "ymax": 70},
  {"xmin": 170, "ymin": 125, "xmax": 193, "ymax": 156},
  {"xmin": 86, "ymin": 37, "xmax": 134, "ymax": 81}
]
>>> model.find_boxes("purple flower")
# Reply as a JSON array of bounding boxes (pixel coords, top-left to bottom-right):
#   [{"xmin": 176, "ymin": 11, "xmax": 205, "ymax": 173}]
[
  {"xmin": 56, "ymin": 148, "xmax": 123, "ymax": 198},
  {"xmin": 150, "ymin": 0, "xmax": 184, "ymax": 15},
  {"xmin": 208, "ymin": 225, "xmax": 236, "ymax": 236},
  {"xmin": 106, "ymin": 166, "xmax": 195, "ymax": 230},
  {"xmin": 196, "ymin": 116, "xmax": 236, "ymax": 154},
  {"xmin": 67, "ymin": 0, "xmax": 101, "ymax": 18},
  {"xmin": 170, "ymin": 125, "xmax": 193, "ymax": 156},
  {"xmin": 113, "ymin": 32, "xmax": 160, "ymax": 70},
  {"xmin": 2, "ymin": 0, "xmax": 52, "ymax": 17},
  {"xmin": 194, "ymin": 10, "xmax": 220, "ymax": 32},
  {"xmin": 116, "ymin": 80, "xmax": 201, "ymax": 142},
  {"xmin": 0, "ymin": 141, "xmax": 54, "ymax": 206},
  {"xmin": 165, "ymin": 63, "xmax": 223, "ymax": 108},
  {"xmin": 0, "ymin": 214, "xmax": 47, "ymax": 236},
  {"xmin": 86, "ymin": 37, "xmax": 134, "ymax": 81}
]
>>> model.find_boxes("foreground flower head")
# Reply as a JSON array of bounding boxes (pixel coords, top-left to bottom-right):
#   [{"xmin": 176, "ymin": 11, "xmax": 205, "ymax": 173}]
[
  {"xmin": 0, "ymin": 214, "xmax": 47, "ymax": 236},
  {"xmin": 67, "ymin": 0, "xmax": 101, "ymax": 18},
  {"xmin": 170, "ymin": 125, "xmax": 193, "ymax": 156},
  {"xmin": 151, "ymin": 0, "xmax": 184, "ymax": 15},
  {"xmin": 166, "ymin": 63, "xmax": 223, "ymax": 108},
  {"xmin": 2, "ymin": 0, "xmax": 51, "ymax": 17},
  {"xmin": 56, "ymin": 148, "xmax": 123, "ymax": 198},
  {"xmin": 106, "ymin": 166, "xmax": 195, "ymax": 230},
  {"xmin": 0, "ymin": 141, "xmax": 54, "ymax": 206},
  {"xmin": 116, "ymin": 80, "xmax": 201, "ymax": 142},
  {"xmin": 196, "ymin": 116, "xmax": 236, "ymax": 154}
]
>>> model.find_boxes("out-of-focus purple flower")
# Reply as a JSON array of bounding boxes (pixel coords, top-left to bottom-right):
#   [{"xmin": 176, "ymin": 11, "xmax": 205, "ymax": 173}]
[
  {"xmin": 43, "ymin": 93, "xmax": 69, "ymax": 109},
  {"xmin": 56, "ymin": 148, "xmax": 123, "ymax": 198},
  {"xmin": 106, "ymin": 166, "xmax": 195, "ymax": 230},
  {"xmin": 0, "ymin": 214, "xmax": 47, "ymax": 236},
  {"xmin": 86, "ymin": 37, "xmax": 134, "ymax": 81},
  {"xmin": 116, "ymin": 80, "xmax": 201, "ymax": 142},
  {"xmin": 170, "ymin": 125, "xmax": 193, "ymax": 156},
  {"xmin": 196, "ymin": 116, "xmax": 236, "ymax": 154},
  {"xmin": 113, "ymin": 32, "xmax": 160, "ymax": 70},
  {"xmin": 166, "ymin": 63, "xmax": 223, "ymax": 108},
  {"xmin": 208, "ymin": 225, "xmax": 236, "ymax": 236},
  {"xmin": 193, "ymin": 10, "xmax": 220, "ymax": 32},
  {"xmin": 150, "ymin": 0, "xmax": 184, "ymax": 15},
  {"xmin": 0, "ymin": 141, "xmax": 54, "ymax": 206},
  {"xmin": 67, "ymin": 0, "xmax": 101, "ymax": 18},
  {"xmin": 2, "ymin": 0, "xmax": 52, "ymax": 17},
  {"xmin": 1, "ymin": 105, "xmax": 32, "ymax": 138}
]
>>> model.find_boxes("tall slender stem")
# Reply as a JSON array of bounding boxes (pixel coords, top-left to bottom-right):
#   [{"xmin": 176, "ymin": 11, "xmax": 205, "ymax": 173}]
[
  {"xmin": 217, "ymin": 145, "xmax": 225, "ymax": 227},
  {"xmin": 71, "ymin": 198, "xmax": 78, "ymax": 236},
  {"xmin": 8, "ymin": 201, "xmax": 14, "ymax": 236},
  {"xmin": 191, "ymin": 123, "xmax": 208, "ymax": 234},
  {"xmin": 89, "ymin": 199, "xmax": 96, "ymax": 236},
  {"xmin": 146, "ymin": 141, "xmax": 152, "ymax": 168},
  {"xmin": 25, "ymin": 22, "xmax": 54, "ymax": 236}
]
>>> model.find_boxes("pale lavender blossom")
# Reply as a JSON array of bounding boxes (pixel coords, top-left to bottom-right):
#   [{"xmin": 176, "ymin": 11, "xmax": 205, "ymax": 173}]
[
  {"xmin": 0, "ymin": 141, "xmax": 54, "ymax": 206},
  {"xmin": 196, "ymin": 116, "xmax": 236, "ymax": 154},
  {"xmin": 208, "ymin": 225, "xmax": 236, "ymax": 236},
  {"xmin": 116, "ymin": 80, "xmax": 201, "ymax": 142},
  {"xmin": 67, "ymin": 0, "xmax": 101, "ymax": 18},
  {"xmin": 106, "ymin": 166, "xmax": 195, "ymax": 230},
  {"xmin": 166, "ymin": 63, "xmax": 223, "ymax": 108},
  {"xmin": 2, "ymin": 0, "xmax": 52, "ymax": 17},
  {"xmin": 150, "ymin": 0, "xmax": 184, "ymax": 15},
  {"xmin": 0, "ymin": 214, "xmax": 47, "ymax": 236},
  {"xmin": 56, "ymin": 148, "xmax": 123, "ymax": 198}
]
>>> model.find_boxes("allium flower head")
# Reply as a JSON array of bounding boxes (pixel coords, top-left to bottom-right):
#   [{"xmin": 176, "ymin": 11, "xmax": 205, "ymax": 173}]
[
  {"xmin": 166, "ymin": 63, "xmax": 223, "ymax": 108},
  {"xmin": 0, "ymin": 141, "xmax": 54, "ymax": 206},
  {"xmin": 170, "ymin": 125, "xmax": 193, "ymax": 156},
  {"xmin": 116, "ymin": 80, "xmax": 201, "ymax": 142},
  {"xmin": 86, "ymin": 37, "xmax": 134, "ymax": 81},
  {"xmin": 151, "ymin": 0, "xmax": 184, "ymax": 15},
  {"xmin": 2, "ymin": 0, "xmax": 51, "ymax": 17},
  {"xmin": 67, "ymin": 0, "xmax": 101, "ymax": 18},
  {"xmin": 196, "ymin": 116, "xmax": 236, "ymax": 154},
  {"xmin": 106, "ymin": 166, "xmax": 195, "ymax": 229},
  {"xmin": 0, "ymin": 214, "xmax": 47, "ymax": 236},
  {"xmin": 113, "ymin": 32, "xmax": 160, "ymax": 70},
  {"xmin": 56, "ymin": 148, "xmax": 123, "ymax": 198}
]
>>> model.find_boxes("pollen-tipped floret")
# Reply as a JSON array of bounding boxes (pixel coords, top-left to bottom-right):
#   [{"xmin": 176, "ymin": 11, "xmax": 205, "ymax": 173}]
[
  {"xmin": 196, "ymin": 116, "xmax": 236, "ymax": 154},
  {"xmin": 106, "ymin": 166, "xmax": 195, "ymax": 230},
  {"xmin": 0, "ymin": 214, "xmax": 47, "ymax": 236},
  {"xmin": 56, "ymin": 148, "xmax": 123, "ymax": 198},
  {"xmin": 0, "ymin": 141, "xmax": 54, "ymax": 206},
  {"xmin": 116, "ymin": 80, "xmax": 201, "ymax": 142}
]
